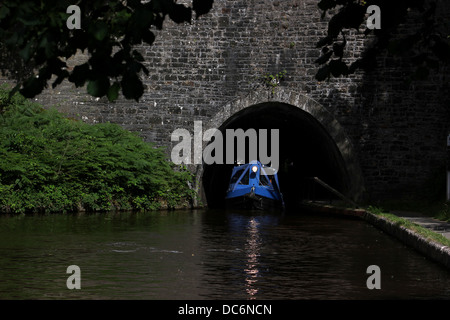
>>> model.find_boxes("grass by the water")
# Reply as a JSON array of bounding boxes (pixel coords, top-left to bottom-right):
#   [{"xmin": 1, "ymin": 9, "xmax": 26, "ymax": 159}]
[{"xmin": 366, "ymin": 205, "xmax": 450, "ymax": 248}]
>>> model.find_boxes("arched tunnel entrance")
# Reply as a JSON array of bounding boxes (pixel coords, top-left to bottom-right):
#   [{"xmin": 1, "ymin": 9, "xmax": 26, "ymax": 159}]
[{"xmin": 202, "ymin": 102, "xmax": 353, "ymax": 210}]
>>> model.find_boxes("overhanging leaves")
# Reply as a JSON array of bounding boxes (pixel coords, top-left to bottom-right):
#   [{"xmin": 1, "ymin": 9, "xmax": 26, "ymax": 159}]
[
  {"xmin": 87, "ymin": 76, "xmax": 109, "ymax": 97},
  {"xmin": 168, "ymin": 3, "xmax": 192, "ymax": 24},
  {"xmin": 193, "ymin": 0, "xmax": 214, "ymax": 19},
  {"xmin": 315, "ymin": 51, "xmax": 332, "ymax": 65},
  {"xmin": 315, "ymin": 65, "xmax": 330, "ymax": 81},
  {"xmin": 329, "ymin": 59, "xmax": 348, "ymax": 77},
  {"xmin": 68, "ymin": 63, "xmax": 91, "ymax": 88},
  {"xmin": 315, "ymin": 0, "xmax": 450, "ymax": 81},
  {"xmin": 107, "ymin": 82, "xmax": 120, "ymax": 102},
  {"xmin": 20, "ymin": 76, "xmax": 45, "ymax": 98},
  {"xmin": 121, "ymin": 72, "xmax": 144, "ymax": 101},
  {"xmin": 0, "ymin": 0, "xmax": 215, "ymax": 101}
]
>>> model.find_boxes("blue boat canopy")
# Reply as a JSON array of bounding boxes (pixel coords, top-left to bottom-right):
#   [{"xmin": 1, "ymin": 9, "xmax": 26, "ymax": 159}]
[{"xmin": 225, "ymin": 160, "xmax": 284, "ymax": 205}]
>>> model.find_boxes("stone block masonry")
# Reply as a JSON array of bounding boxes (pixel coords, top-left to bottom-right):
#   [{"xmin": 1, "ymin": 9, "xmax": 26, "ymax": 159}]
[{"xmin": 1, "ymin": 0, "xmax": 449, "ymax": 202}]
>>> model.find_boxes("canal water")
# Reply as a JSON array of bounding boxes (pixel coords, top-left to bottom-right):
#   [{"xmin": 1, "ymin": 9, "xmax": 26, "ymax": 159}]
[{"xmin": 1, "ymin": 209, "xmax": 450, "ymax": 300}]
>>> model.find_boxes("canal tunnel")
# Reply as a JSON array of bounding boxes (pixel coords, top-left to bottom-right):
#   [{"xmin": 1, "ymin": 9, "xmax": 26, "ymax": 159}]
[{"xmin": 202, "ymin": 102, "xmax": 352, "ymax": 210}]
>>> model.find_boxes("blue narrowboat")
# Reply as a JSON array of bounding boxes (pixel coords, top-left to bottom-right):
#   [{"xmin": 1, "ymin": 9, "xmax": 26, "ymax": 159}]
[{"xmin": 225, "ymin": 160, "xmax": 285, "ymax": 210}]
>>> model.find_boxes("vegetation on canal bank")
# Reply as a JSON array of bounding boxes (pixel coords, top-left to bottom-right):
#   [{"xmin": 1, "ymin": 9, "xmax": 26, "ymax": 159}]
[
  {"xmin": 373, "ymin": 199, "xmax": 450, "ymax": 223},
  {"xmin": 0, "ymin": 87, "xmax": 196, "ymax": 214},
  {"xmin": 372, "ymin": 166, "xmax": 450, "ymax": 222},
  {"xmin": 366, "ymin": 205, "xmax": 450, "ymax": 248}
]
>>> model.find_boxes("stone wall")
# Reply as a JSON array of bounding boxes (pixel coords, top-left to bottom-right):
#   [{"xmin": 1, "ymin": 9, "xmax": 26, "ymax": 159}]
[{"xmin": 1, "ymin": 0, "xmax": 449, "ymax": 202}]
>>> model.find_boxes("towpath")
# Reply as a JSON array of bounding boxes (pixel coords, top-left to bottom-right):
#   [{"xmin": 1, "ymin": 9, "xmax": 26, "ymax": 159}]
[{"xmin": 392, "ymin": 211, "xmax": 450, "ymax": 240}]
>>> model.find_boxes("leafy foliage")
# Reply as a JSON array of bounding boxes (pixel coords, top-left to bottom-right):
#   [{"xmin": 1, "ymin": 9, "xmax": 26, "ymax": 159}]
[
  {"xmin": 0, "ymin": 86, "xmax": 196, "ymax": 214},
  {"xmin": 262, "ymin": 70, "xmax": 287, "ymax": 94},
  {"xmin": 316, "ymin": 0, "xmax": 450, "ymax": 81},
  {"xmin": 0, "ymin": 0, "xmax": 214, "ymax": 101}
]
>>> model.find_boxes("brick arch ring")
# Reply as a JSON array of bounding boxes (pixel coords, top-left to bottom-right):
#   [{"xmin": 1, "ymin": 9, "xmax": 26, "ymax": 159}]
[{"xmin": 193, "ymin": 87, "xmax": 366, "ymax": 206}]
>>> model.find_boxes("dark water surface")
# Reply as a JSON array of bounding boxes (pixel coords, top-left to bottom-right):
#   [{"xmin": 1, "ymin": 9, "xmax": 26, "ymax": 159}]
[{"xmin": 1, "ymin": 209, "xmax": 450, "ymax": 299}]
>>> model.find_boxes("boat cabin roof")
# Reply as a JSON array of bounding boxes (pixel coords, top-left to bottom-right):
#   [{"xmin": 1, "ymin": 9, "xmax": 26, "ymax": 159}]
[{"xmin": 229, "ymin": 161, "xmax": 280, "ymax": 190}]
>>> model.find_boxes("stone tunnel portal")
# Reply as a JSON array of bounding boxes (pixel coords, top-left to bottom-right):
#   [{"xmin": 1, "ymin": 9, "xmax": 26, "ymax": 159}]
[{"xmin": 201, "ymin": 102, "xmax": 353, "ymax": 210}]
